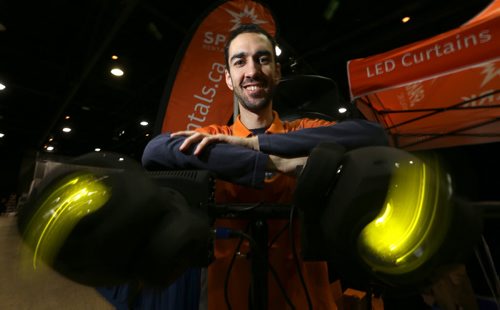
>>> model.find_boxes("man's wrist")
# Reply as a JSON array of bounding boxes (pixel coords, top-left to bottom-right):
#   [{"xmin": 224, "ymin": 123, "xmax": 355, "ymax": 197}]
[
  {"xmin": 248, "ymin": 136, "xmax": 259, "ymax": 151},
  {"xmin": 266, "ymin": 155, "xmax": 279, "ymax": 172},
  {"xmin": 266, "ymin": 155, "xmax": 308, "ymax": 176}
]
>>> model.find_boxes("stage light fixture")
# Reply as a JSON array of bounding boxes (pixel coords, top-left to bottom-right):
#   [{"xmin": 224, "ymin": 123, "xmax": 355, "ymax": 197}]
[
  {"xmin": 17, "ymin": 152, "xmax": 212, "ymax": 287},
  {"xmin": 22, "ymin": 172, "xmax": 111, "ymax": 269},
  {"xmin": 296, "ymin": 144, "xmax": 482, "ymax": 292},
  {"xmin": 358, "ymin": 156, "xmax": 451, "ymax": 275}
]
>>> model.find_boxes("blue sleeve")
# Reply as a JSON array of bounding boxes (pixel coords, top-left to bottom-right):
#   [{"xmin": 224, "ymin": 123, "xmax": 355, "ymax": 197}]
[
  {"xmin": 141, "ymin": 133, "xmax": 269, "ymax": 188},
  {"xmin": 258, "ymin": 119, "xmax": 389, "ymax": 157}
]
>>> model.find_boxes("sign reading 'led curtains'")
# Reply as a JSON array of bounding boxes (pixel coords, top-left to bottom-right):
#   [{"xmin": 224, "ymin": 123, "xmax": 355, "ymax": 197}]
[{"xmin": 347, "ymin": 0, "xmax": 500, "ymax": 150}]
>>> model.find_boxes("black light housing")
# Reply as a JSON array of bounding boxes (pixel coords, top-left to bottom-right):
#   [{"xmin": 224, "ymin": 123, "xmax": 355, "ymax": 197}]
[
  {"xmin": 17, "ymin": 152, "xmax": 213, "ymax": 287},
  {"xmin": 295, "ymin": 144, "xmax": 483, "ymax": 293}
]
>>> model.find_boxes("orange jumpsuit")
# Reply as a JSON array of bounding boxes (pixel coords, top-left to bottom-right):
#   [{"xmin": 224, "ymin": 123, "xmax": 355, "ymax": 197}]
[{"xmin": 196, "ymin": 111, "xmax": 338, "ymax": 310}]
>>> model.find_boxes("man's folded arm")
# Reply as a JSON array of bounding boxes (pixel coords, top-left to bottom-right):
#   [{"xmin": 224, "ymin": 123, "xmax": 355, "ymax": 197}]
[
  {"xmin": 258, "ymin": 119, "xmax": 389, "ymax": 157},
  {"xmin": 141, "ymin": 133, "xmax": 269, "ymax": 188}
]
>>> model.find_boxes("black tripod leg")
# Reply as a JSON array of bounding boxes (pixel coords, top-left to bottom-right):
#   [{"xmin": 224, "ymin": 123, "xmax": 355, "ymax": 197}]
[{"xmin": 250, "ymin": 219, "xmax": 268, "ymax": 310}]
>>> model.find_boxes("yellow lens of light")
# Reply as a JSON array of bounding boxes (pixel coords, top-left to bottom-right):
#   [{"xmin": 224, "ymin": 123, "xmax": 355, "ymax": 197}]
[
  {"xmin": 358, "ymin": 159, "xmax": 450, "ymax": 274},
  {"xmin": 23, "ymin": 172, "xmax": 111, "ymax": 269}
]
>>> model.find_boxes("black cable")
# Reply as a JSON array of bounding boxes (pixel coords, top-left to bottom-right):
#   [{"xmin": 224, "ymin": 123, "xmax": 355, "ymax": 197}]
[
  {"xmin": 474, "ymin": 235, "xmax": 500, "ymax": 309},
  {"xmin": 233, "ymin": 230, "xmax": 296, "ymax": 310},
  {"xmin": 223, "ymin": 236, "xmax": 244, "ymax": 310},
  {"xmin": 289, "ymin": 204, "xmax": 313, "ymax": 310},
  {"xmin": 218, "ymin": 203, "xmax": 295, "ymax": 309},
  {"xmin": 221, "ymin": 203, "xmax": 263, "ymax": 310},
  {"xmin": 223, "ymin": 224, "xmax": 250, "ymax": 310},
  {"xmin": 236, "ymin": 202, "xmax": 264, "ymax": 212},
  {"xmin": 268, "ymin": 222, "xmax": 290, "ymax": 248},
  {"xmin": 247, "ymin": 221, "xmax": 291, "ymax": 310},
  {"xmin": 220, "ymin": 203, "xmax": 263, "ymax": 310}
]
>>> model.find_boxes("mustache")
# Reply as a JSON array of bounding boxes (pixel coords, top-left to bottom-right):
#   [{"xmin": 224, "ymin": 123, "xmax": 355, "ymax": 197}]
[{"xmin": 241, "ymin": 77, "xmax": 267, "ymax": 86}]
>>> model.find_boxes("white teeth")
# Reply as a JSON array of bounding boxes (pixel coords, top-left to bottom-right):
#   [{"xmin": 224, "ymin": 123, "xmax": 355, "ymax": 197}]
[{"xmin": 247, "ymin": 86, "xmax": 258, "ymax": 91}]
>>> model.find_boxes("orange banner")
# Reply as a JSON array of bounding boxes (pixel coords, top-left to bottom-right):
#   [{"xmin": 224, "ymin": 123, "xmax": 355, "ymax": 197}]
[
  {"xmin": 158, "ymin": 0, "xmax": 276, "ymax": 133},
  {"xmin": 357, "ymin": 60, "xmax": 500, "ymax": 150},
  {"xmin": 347, "ymin": 0, "xmax": 500, "ymax": 151},
  {"xmin": 347, "ymin": 2, "xmax": 499, "ymax": 99}
]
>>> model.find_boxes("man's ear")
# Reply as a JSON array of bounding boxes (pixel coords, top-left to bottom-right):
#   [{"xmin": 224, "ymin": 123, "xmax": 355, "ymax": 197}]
[{"xmin": 225, "ymin": 69, "xmax": 234, "ymax": 91}]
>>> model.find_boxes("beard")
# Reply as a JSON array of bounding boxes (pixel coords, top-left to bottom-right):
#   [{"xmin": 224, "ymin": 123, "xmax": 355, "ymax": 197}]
[{"xmin": 234, "ymin": 77, "xmax": 276, "ymax": 113}]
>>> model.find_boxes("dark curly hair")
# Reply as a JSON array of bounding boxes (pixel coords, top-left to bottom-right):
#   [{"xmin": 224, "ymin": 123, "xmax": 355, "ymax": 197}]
[{"xmin": 223, "ymin": 24, "xmax": 277, "ymax": 68}]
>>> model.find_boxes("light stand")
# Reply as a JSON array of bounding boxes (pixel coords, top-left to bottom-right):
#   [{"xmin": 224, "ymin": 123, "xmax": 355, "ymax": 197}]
[{"xmin": 211, "ymin": 203, "xmax": 293, "ymax": 310}]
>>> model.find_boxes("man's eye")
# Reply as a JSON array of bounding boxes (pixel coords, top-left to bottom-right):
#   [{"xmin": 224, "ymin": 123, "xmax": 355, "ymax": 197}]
[
  {"xmin": 259, "ymin": 57, "xmax": 270, "ymax": 64},
  {"xmin": 233, "ymin": 59, "xmax": 244, "ymax": 66}
]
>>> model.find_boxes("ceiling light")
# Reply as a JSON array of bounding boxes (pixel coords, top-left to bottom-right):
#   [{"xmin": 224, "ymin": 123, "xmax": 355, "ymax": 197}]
[
  {"xmin": 275, "ymin": 46, "xmax": 282, "ymax": 57},
  {"xmin": 0, "ymin": 83, "xmax": 6, "ymax": 91},
  {"xmin": 111, "ymin": 68, "xmax": 124, "ymax": 77},
  {"xmin": 0, "ymin": 133, "xmax": 5, "ymax": 138},
  {"xmin": 402, "ymin": 16, "xmax": 411, "ymax": 23},
  {"xmin": 140, "ymin": 121, "xmax": 149, "ymax": 126},
  {"xmin": 111, "ymin": 55, "xmax": 119, "ymax": 60},
  {"xmin": 95, "ymin": 148, "xmax": 101, "ymax": 152},
  {"xmin": 65, "ymin": 115, "xmax": 70, "ymax": 120},
  {"xmin": 338, "ymin": 107, "xmax": 347, "ymax": 114},
  {"xmin": 46, "ymin": 146, "xmax": 55, "ymax": 152},
  {"xmin": 62, "ymin": 127, "xmax": 72, "ymax": 133}
]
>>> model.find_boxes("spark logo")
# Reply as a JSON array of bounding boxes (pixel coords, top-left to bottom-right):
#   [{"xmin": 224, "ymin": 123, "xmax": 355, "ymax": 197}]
[
  {"xmin": 225, "ymin": 5, "xmax": 267, "ymax": 31},
  {"xmin": 480, "ymin": 62, "xmax": 500, "ymax": 88}
]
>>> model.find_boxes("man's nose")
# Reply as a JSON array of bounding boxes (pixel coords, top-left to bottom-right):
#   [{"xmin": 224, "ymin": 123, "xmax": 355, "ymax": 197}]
[{"xmin": 245, "ymin": 59, "xmax": 261, "ymax": 77}]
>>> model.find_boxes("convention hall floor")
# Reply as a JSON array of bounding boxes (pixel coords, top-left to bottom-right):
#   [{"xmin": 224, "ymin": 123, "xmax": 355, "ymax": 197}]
[{"xmin": 0, "ymin": 215, "xmax": 114, "ymax": 310}]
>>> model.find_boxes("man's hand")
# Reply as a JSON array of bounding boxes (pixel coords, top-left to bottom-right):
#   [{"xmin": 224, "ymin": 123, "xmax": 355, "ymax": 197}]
[
  {"xmin": 267, "ymin": 155, "xmax": 308, "ymax": 176},
  {"xmin": 171, "ymin": 131, "xmax": 259, "ymax": 156}
]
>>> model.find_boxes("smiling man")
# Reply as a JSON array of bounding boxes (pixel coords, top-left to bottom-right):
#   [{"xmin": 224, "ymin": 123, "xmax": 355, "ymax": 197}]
[
  {"xmin": 226, "ymin": 31, "xmax": 278, "ymax": 114},
  {"xmin": 142, "ymin": 24, "xmax": 388, "ymax": 309}
]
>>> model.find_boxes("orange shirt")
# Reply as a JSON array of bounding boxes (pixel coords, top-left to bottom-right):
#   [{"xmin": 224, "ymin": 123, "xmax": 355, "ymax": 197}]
[{"xmin": 197, "ymin": 111, "xmax": 339, "ymax": 310}]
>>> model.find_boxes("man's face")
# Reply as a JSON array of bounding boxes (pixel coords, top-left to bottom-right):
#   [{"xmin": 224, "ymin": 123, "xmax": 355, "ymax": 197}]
[{"xmin": 225, "ymin": 32, "xmax": 281, "ymax": 113}]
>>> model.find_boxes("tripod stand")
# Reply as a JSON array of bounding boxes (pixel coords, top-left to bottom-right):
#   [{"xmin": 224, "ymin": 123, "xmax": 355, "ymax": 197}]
[{"xmin": 213, "ymin": 203, "xmax": 296, "ymax": 310}]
